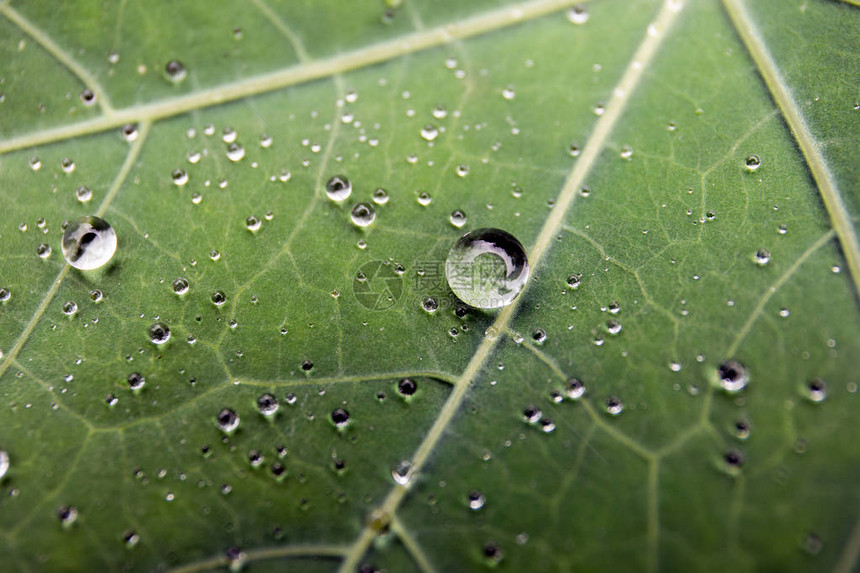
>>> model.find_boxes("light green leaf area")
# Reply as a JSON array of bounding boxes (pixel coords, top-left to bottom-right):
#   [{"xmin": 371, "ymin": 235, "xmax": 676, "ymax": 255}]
[{"xmin": 0, "ymin": 0, "xmax": 858, "ymax": 571}]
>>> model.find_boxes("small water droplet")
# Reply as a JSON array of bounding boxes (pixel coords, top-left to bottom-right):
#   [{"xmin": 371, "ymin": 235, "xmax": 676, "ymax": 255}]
[
  {"xmin": 567, "ymin": 5, "xmax": 589, "ymax": 24},
  {"xmin": 260, "ymin": 134, "xmax": 273, "ymax": 148},
  {"xmin": 718, "ymin": 360, "xmax": 748, "ymax": 392},
  {"xmin": 37, "ymin": 243, "xmax": 52, "ymax": 259},
  {"xmin": 455, "ymin": 164, "xmax": 470, "ymax": 178},
  {"xmin": 502, "ymin": 86, "xmax": 516, "ymax": 100},
  {"xmin": 325, "ymin": 175, "xmax": 352, "ymax": 202},
  {"xmin": 566, "ymin": 378, "xmax": 585, "ymax": 399},
  {"xmin": 532, "ymin": 328, "xmax": 547, "ymax": 344},
  {"xmin": 0, "ymin": 288, "xmax": 11, "ymax": 303},
  {"xmin": 733, "ymin": 419, "xmax": 751, "ymax": 440},
  {"xmin": 257, "ymin": 393, "xmax": 279, "ymax": 416},
  {"xmin": 607, "ymin": 319, "xmax": 622, "ymax": 335},
  {"xmin": 805, "ymin": 378, "xmax": 827, "ymax": 402},
  {"xmin": 417, "ymin": 192, "xmax": 432, "ymax": 206},
  {"xmin": 432, "ymin": 104, "xmax": 448, "ymax": 119},
  {"xmin": 350, "ymin": 202, "xmax": 376, "ymax": 227},
  {"xmin": 468, "ymin": 491, "xmax": 486, "ymax": 510},
  {"xmin": 127, "ymin": 372, "xmax": 145, "ymax": 391},
  {"xmin": 62, "ymin": 216, "xmax": 117, "ymax": 270},
  {"xmin": 0, "ymin": 450, "xmax": 9, "ymax": 479},
  {"xmin": 523, "ymin": 405, "xmax": 542, "ymax": 424},
  {"xmin": 172, "ymin": 169, "xmax": 189, "ymax": 186},
  {"xmin": 61, "ymin": 158, "xmax": 76, "ymax": 174},
  {"xmin": 245, "ymin": 215, "xmax": 261, "ymax": 232},
  {"xmin": 62, "ymin": 301, "xmax": 78, "ymax": 316},
  {"xmin": 605, "ymin": 396, "xmax": 624, "ymax": 416},
  {"xmin": 226, "ymin": 143, "xmax": 245, "ymax": 162},
  {"xmin": 121, "ymin": 123, "xmax": 138, "ymax": 142},
  {"xmin": 422, "ymin": 297, "xmax": 438, "ymax": 313},
  {"xmin": 331, "ymin": 408, "xmax": 350, "ymax": 428},
  {"xmin": 753, "ymin": 248, "xmax": 770, "ymax": 266},
  {"xmin": 420, "ymin": 124, "xmax": 439, "ymax": 141},
  {"xmin": 75, "ymin": 186, "xmax": 92, "ymax": 203},
  {"xmin": 123, "ymin": 530, "xmax": 140, "ymax": 548},
  {"xmin": 392, "ymin": 460, "xmax": 413, "ymax": 485},
  {"xmin": 29, "ymin": 157, "xmax": 42, "ymax": 171},
  {"xmin": 149, "ymin": 322, "xmax": 171, "ymax": 345},
  {"xmin": 449, "ymin": 209, "xmax": 467, "ymax": 228},
  {"xmin": 165, "ymin": 60, "xmax": 187, "ymax": 82},
  {"xmin": 483, "ymin": 542, "xmax": 503, "ymax": 565},
  {"xmin": 80, "ymin": 89, "xmax": 97, "ymax": 106},
  {"xmin": 217, "ymin": 408, "xmax": 240, "ymax": 433},
  {"xmin": 446, "ymin": 228, "xmax": 529, "ymax": 309},
  {"xmin": 57, "ymin": 506, "xmax": 79, "ymax": 527},
  {"xmin": 172, "ymin": 277, "xmax": 189, "ymax": 295},
  {"xmin": 744, "ymin": 154, "xmax": 761, "ymax": 172},
  {"xmin": 397, "ymin": 378, "xmax": 417, "ymax": 397},
  {"xmin": 372, "ymin": 188, "xmax": 389, "ymax": 205}
]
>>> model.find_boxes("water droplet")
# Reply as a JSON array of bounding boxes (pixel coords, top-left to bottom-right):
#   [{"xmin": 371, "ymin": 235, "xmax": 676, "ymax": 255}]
[
  {"xmin": 607, "ymin": 319, "xmax": 622, "ymax": 335},
  {"xmin": 123, "ymin": 531, "xmax": 140, "ymax": 548},
  {"xmin": 57, "ymin": 506, "xmax": 79, "ymax": 527},
  {"xmin": 325, "ymin": 175, "xmax": 352, "ymax": 202},
  {"xmin": 372, "ymin": 188, "xmax": 389, "ymax": 205},
  {"xmin": 75, "ymin": 186, "xmax": 92, "ymax": 203},
  {"xmin": 805, "ymin": 378, "xmax": 827, "ymax": 402},
  {"xmin": 417, "ymin": 192, "xmax": 432, "ymax": 206},
  {"xmin": 149, "ymin": 322, "xmax": 171, "ymax": 345},
  {"xmin": 779, "ymin": 307, "xmax": 790, "ymax": 318},
  {"xmin": 226, "ymin": 143, "xmax": 245, "ymax": 162},
  {"xmin": 127, "ymin": 372, "xmax": 145, "ymax": 391},
  {"xmin": 605, "ymin": 396, "xmax": 624, "ymax": 416},
  {"xmin": 285, "ymin": 393, "xmax": 297, "ymax": 405},
  {"xmin": 61, "ymin": 158, "xmax": 76, "ymax": 174},
  {"xmin": 455, "ymin": 164, "xmax": 470, "ymax": 178},
  {"xmin": 468, "ymin": 491, "xmax": 485, "ymax": 510},
  {"xmin": 217, "ymin": 408, "xmax": 240, "ymax": 433},
  {"xmin": 432, "ymin": 104, "xmax": 448, "ymax": 119},
  {"xmin": 420, "ymin": 124, "xmax": 439, "ymax": 141},
  {"xmin": 483, "ymin": 542, "xmax": 503, "ymax": 565},
  {"xmin": 392, "ymin": 460, "xmax": 413, "ymax": 485},
  {"xmin": 523, "ymin": 405, "xmax": 542, "ymax": 424},
  {"xmin": 62, "ymin": 216, "xmax": 117, "ymax": 270},
  {"xmin": 248, "ymin": 450, "xmax": 265, "ymax": 468},
  {"xmin": 0, "ymin": 288, "xmax": 10, "ymax": 302},
  {"xmin": 620, "ymin": 145, "xmax": 633, "ymax": 159},
  {"xmin": 331, "ymin": 408, "xmax": 350, "ymax": 428},
  {"xmin": 172, "ymin": 169, "xmax": 189, "ymax": 186},
  {"xmin": 172, "ymin": 277, "xmax": 189, "ymax": 295},
  {"xmin": 539, "ymin": 418, "xmax": 556, "ymax": 433},
  {"xmin": 445, "ymin": 228, "xmax": 529, "ymax": 309},
  {"xmin": 502, "ymin": 86, "xmax": 515, "ymax": 100},
  {"xmin": 37, "ymin": 243, "xmax": 52, "ymax": 259},
  {"xmin": 121, "ymin": 123, "xmax": 138, "ymax": 142},
  {"xmin": 733, "ymin": 419, "xmax": 751, "ymax": 440},
  {"xmin": 744, "ymin": 154, "xmax": 761, "ymax": 172},
  {"xmin": 260, "ymin": 134, "xmax": 273, "ymax": 148},
  {"xmin": 722, "ymin": 448, "xmax": 744, "ymax": 473},
  {"xmin": 450, "ymin": 210, "xmax": 467, "ymax": 228},
  {"xmin": 753, "ymin": 248, "xmax": 770, "ymax": 266},
  {"xmin": 165, "ymin": 60, "xmax": 187, "ymax": 82},
  {"xmin": 566, "ymin": 274, "xmax": 581, "ymax": 289},
  {"xmin": 29, "ymin": 157, "xmax": 41, "ymax": 171},
  {"xmin": 532, "ymin": 328, "xmax": 547, "ymax": 344},
  {"xmin": 209, "ymin": 250, "xmax": 221, "ymax": 261},
  {"xmin": 0, "ymin": 450, "xmax": 9, "ymax": 479},
  {"xmin": 245, "ymin": 215, "xmax": 261, "ymax": 232},
  {"xmin": 397, "ymin": 378, "xmax": 417, "ymax": 397},
  {"xmin": 80, "ymin": 89, "xmax": 97, "ymax": 106},
  {"xmin": 211, "ymin": 291, "xmax": 226, "ymax": 306},
  {"xmin": 802, "ymin": 533, "xmax": 824, "ymax": 556},
  {"xmin": 62, "ymin": 301, "xmax": 78, "ymax": 316},
  {"xmin": 594, "ymin": 103, "xmax": 605, "ymax": 116},
  {"xmin": 566, "ymin": 378, "xmax": 585, "ymax": 399},
  {"xmin": 256, "ymin": 393, "xmax": 279, "ymax": 416},
  {"xmin": 422, "ymin": 296, "xmax": 438, "ymax": 313},
  {"xmin": 350, "ymin": 202, "xmax": 376, "ymax": 227},
  {"xmin": 718, "ymin": 360, "xmax": 748, "ymax": 392},
  {"xmin": 567, "ymin": 5, "xmax": 589, "ymax": 24}
]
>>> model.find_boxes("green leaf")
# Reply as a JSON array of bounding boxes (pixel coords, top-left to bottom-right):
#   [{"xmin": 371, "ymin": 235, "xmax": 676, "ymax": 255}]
[{"xmin": 1, "ymin": 0, "xmax": 858, "ymax": 571}]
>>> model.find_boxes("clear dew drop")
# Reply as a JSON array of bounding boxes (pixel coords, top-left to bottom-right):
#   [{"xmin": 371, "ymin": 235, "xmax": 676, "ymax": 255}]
[
  {"xmin": 257, "ymin": 393, "xmax": 279, "ymax": 416},
  {"xmin": 483, "ymin": 542, "xmax": 504, "ymax": 565},
  {"xmin": 449, "ymin": 209, "xmax": 467, "ymax": 228},
  {"xmin": 468, "ymin": 491, "xmax": 486, "ymax": 510},
  {"xmin": 605, "ymin": 396, "xmax": 624, "ymax": 416},
  {"xmin": 29, "ymin": 157, "xmax": 42, "ymax": 171},
  {"xmin": 226, "ymin": 143, "xmax": 246, "ymax": 162},
  {"xmin": 420, "ymin": 124, "xmax": 439, "ymax": 141},
  {"xmin": 455, "ymin": 164, "xmax": 470, "ymax": 178},
  {"xmin": 372, "ymin": 188, "xmax": 389, "ymax": 205},
  {"xmin": 0, "ymin": 450, "xmax": 9, "ymax": 479},
  {"xmin": 260, "ymin": 134, "xmax": 273, "ymax": 148},
  {"xmin": 0, "ymin": 287, "xmax": 11, "ymax": 303},
  {"xmin": 57, "ymin": 505, "xmax": 79, "ymax": 527},
  {"xmin": 61, "ymin": 158, "xmax": 76, "ymax": 174},
  {"xmin": 733, "ymin": 419, "xmax": 751, "ymax": 440},
  {"xmin": 532, "ymin": 328, "xmax": 547, "ymax": 344},
  {"xmin": 325, "ymin": 175, "xmax": 353, "ymax": 202},
  {"xmin": 392, "ymin": 460, "xmax": 413, "ymax": 485},
  {"xmin": 245, "ymin": 215, "xmax": 261, "ymax": 232},
  {"xmin": 62, "ymin": 301, "xmax": 78, "ymax": 316},
  {"xmin": 123, "ymin": 531, "xmax": 140, "ymax": 548},
  {"xmin": 37, "ymin": 243, "xmax": 52, "ymax": 259},
  {"xmin": 744, "ymin": 154, "xmax": 761, "ymax": 172},
  {"xmin": 802, "ymin": 533, "xmax": 824, "ymax": 556},
  {"xmin": 417, "ymin": 192, "xmax": 432, "ymax": 206},
  {"xmin": 121, "ymin": 123, "xmax": 139, "ymax": 142},
  {"xmin": 432, "ymin": 104, "xmax": 448, "ymax": 119},
  {"xmin": 566, "ymin": 274, "xmax": 581, "ymax": 289},
  {"xmin": 502, "ymin": 86, "xmax": 515, "ymax": 100},
  {"xmin": 331, "ymin": 408, "xmax": 350, "ymax": 428},
  {"xmin": 718, "ymin": 360, "xmax": 748, "ymax": 392},
  {"xmin": 127, "ymin": 372, "xmax": 145, "ymax": 391},
  {"xmin": 350, "ymin": 202, "xmax": 376, "ymax": 227},
  {"xmin": 805, "ymin": 378, "xmax": 827, "ymax": 402},
  {"xmin": 80, "ymin": 89, "xmax": 97, "ymax": 106},
  {"xmin": 165, "ymin": 60, "xmax": 187, "ymax": 82},
  {"xmin": 566, "ymin": 378, "xmax": 585, "ymax": 399},
  {"xmin": 753, "ymin": 248, "xmax": 770, "ymax": 266},
  {"xmin": 422, "ymin": 296, "xmax": 439, "ymax": 314},
  {"xmin": 446, "ymin": 228, "xmax": 529, "ymax": 309},
  {"xmin": 217, "ymin": 408, "xmax": 240, "ymax": 433},
  {"xmin": 149, "ymin": 322, "xmax": 171, "ymax": 345},
  {"xmin": 722, "ymin": 448, "xmax": 744, "ymax": 474},
  {"xmin": 397, "ymin": 378, "xmax": 417, "ymax": 397},
  {"xmin": 212, "ymin": 291, "xmax": 226, "ymax": 306},
  {"xmin": 75, "ymin": 186, "xmax": 92, "ymax": 203},
  {"xmin": 523, "ymin": 405, "xmax": 542, "ymax": 424},
  {"xmin": 61, "ymin": 216, "xmax": 117, "ymax": 270},
  {"xmin": 172, "ymin": 169, "xmax": 189, "ymax": 186},
  {"xmin": 567, "ymin": 5, "xmax": 589, "ymax": 24},
  {"xmin": 607, "ymin": 319, "xmax": 622, "ymax": 335},
  {"xmin": 172, "ymin": 277, "xmax": 189, "ymax": 295}
]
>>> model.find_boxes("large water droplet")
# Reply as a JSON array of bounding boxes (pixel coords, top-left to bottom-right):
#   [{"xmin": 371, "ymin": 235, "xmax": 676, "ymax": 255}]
[
  {"xmin": 445, "ymin": 228, "xmax": 529, "ymax": 309},
  {"xmin": 257, "ymin": 393, "xmax": 279, "ymax": 416},
  {"xmin": 61, "ymin": 216, "xmax": 117, "ymax": 270},
  {"xmin": 326, "ymin": 175, "xmax": 352, "ymax": 202},
  {"xmin": 397, "ymin": 378, "xmax": 417, "ymax": 397},
  {"xmin": 350, "ymin": 202, "xmax": 376, "ymax": 227},
  {"xmin": 331, "ymin": 408, "xmax": 350, "ymax": 428}
]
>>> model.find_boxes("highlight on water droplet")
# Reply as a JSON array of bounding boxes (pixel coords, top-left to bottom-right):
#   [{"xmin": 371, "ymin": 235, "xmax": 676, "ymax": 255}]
[
  {"xmin": 61, "ymin": 216, "xmax": 117, "ymax": 270},
  {"xmin": 445, "ymin": 228, "xmax": 529, "ymax": 309}
]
